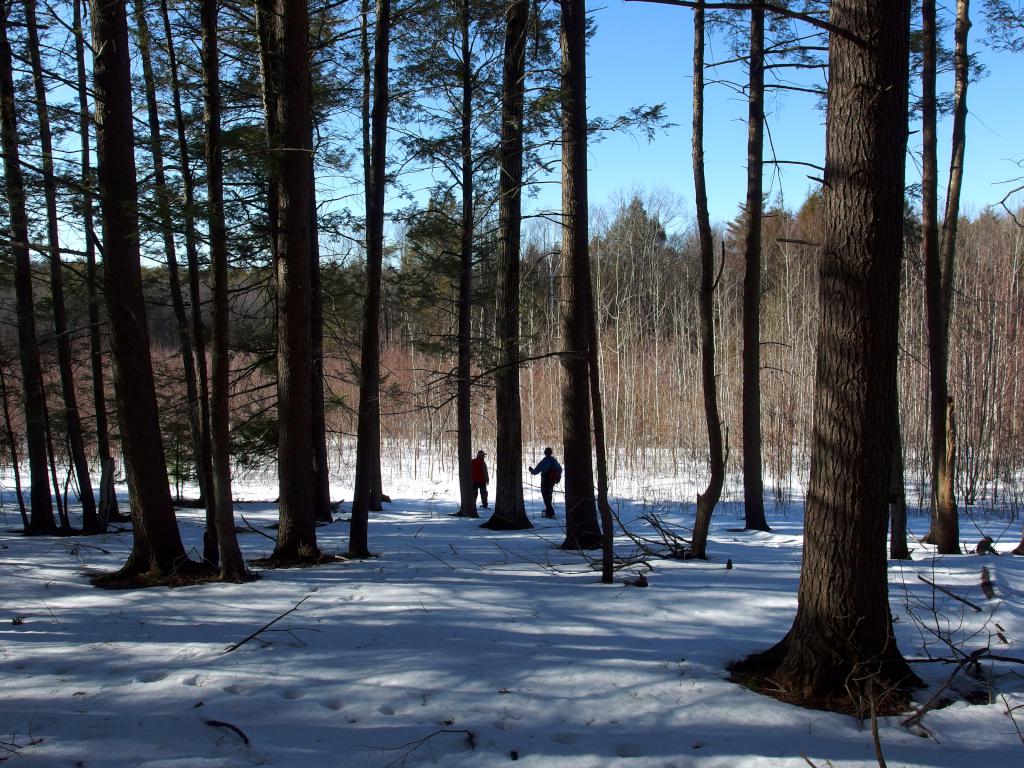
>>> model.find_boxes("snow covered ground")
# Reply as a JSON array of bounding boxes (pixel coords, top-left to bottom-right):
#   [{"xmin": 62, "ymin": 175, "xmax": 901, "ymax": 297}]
[{"xmin": 1, "ymin": 472, "xmax": 1021, "ymax": 767}]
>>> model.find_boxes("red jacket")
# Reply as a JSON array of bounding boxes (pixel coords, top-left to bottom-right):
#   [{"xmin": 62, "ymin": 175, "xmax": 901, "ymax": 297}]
[{"xmin": 471, "ymin": 456, "xmax": 488, "ymax": 484}]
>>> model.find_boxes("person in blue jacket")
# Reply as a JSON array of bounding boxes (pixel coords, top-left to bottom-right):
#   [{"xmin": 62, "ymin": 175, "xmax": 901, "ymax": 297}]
[{"xmin": 529, "ymin": 447, "xmax": 562, "ymax": 518}]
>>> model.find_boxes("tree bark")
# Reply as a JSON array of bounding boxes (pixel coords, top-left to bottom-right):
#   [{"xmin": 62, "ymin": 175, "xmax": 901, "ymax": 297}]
[
  {"xmin": 159, "ymin": 0, "xmax": 216, "ymax": 550},
  {"xmin": 310, "ymin": 166, "xmax": 332, "ymax": 524},
  {"xmin": 920, "ymin": 0, "xmax": 940, "ymax": 545},
  {"xmin": 455, "ymin": 0, "xmax": 477, "ymax": 518},
  {"xmin": 932, "ymin": 0, "xmax": 971, "ymax": 555},
  {"xmin": 481, "ymin": 0, "xmax": 530, "ymax": 531},
  {"xmin": 43, "ymin": 395, "xmax": 69, "ymax": 530},
  {"xmin": 558, "ymin": 0, "xmax": 601, "ymax": 551},
  {"xmin": 135, "ymin": 0, "xmax": 215, "ymax": 548},
  {"xmin": 0, "ymin": 0, "xmax": 55, "ymax": 534},
  {"xmin": 270, "ymin": 0, "xmax": 320, "ymax": 564},
  {"xmin": 357, "ymin": 0, "xmax": 384, "ymax": 513},
  {"xmin": 741, "ymin": 6, "xmax": 769, "ymax": 532},
  {"xmin": 202, "ymin": 0, "xmax": 247, "ymax": 579},
  {"xmin": 731, "ymin": 0, "xmax": 919, "ymax": 714},
  {"xmin": 350, "ymin": 0, "xmax": 390, "ymax": 557},
  {"xmin": 24, "ymin": 0, "xmax": 98, "ymax": 532},
  {"xmin": 90, "ymin": 0, "xmax": 189, "ymax": 577},
  {"xmin": 256, "ymin": 0, "xmax": 329, "ymax": 529},
  {"xmin": 888, "ymin": 393, "xmax": 910, "ymax": 560},
  {"xmin": 0, "ymin": 363, "xmax": 28, "ymax": 530},
  {"xmin": 691, "ymin": 2, "xmax": 725, "ymax": 561},
  {"xmin": 75, "ymin": 0, "xmax": 119, "ymax": 526}
]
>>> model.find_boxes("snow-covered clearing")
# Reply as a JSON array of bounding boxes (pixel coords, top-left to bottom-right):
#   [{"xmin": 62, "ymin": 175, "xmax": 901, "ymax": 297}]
[{"xmin": 1, "ymin": 473, "xmax": 1021, "ymax": 767}]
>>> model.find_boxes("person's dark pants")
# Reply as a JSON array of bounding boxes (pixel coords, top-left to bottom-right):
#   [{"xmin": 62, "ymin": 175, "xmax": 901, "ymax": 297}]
[
  {"xmin": 541, "ymin": 482, "xmax": 554, "ymax": 517},
  {"xmin": 474, "ymin": 483, "xmax": 488, "ymax": 508}
]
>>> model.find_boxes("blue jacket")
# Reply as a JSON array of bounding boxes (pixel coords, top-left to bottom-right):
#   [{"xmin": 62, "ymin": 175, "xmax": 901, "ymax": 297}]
[{"xmin": 530, "ymin": 456, "xmax": 561, "ymax": 484}]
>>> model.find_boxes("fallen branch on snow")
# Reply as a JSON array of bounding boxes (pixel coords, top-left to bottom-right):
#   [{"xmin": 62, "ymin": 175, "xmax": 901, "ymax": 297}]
[
  {"xmin": 205, "ymin": 719, "xmax": 250, "ymax": 746},
  {"xmin": 221, "ymin": 595, "xmax": 312, "ymax": 655}
]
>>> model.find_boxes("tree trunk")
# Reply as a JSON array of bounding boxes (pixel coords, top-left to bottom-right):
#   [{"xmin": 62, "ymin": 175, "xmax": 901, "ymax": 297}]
[
  {"xmin": 310, "ymin": 165, "xmax": 332, "ymax": 523},
  {"xmin": 888, "ymin": 392, "xmax": 910, "ymax": 560},
  {"xmin": 75, "ymin": 0, "xmax": 118, "ymax": 527},
  {"xmin": 256, "ymin": 0, "xmax": 329, "ymax": 530},
  {"xmin": 455, "ymin": 0, "xmax": 477, "ymax": 518},
  {"xmin": 357, "ymin": 0, "xmax": 384, "ymax": 514},
  {"xmin": 0, "ymin": 363, "xmax": 28, "ymax": 530},
  {"xmin": 202, "ymin": 0, "xmax": 247, "ymax": 580},
  {"xmin": 741, "ymin": 6, "xmax": 769, "ymax": 532},
  {"xmin": 270, "ymin": 0, "xmax": 320, "ymax": 564},
  {"xmin": 90, "ymin": 0, "xmax": 189, "ymax": 578},
  {"xmin": 350, "ymin": 0, "xmax": 390, "ymax": 557},
  {"xmin": 43, "ymin": 396, "xmax": 69, "ymax": 530},
  {"xmin": 255, "ymin": 0, "xmax": 280, "ymax": 261},
  {"xmin": 159, "ymin": 0, "xmax": 216, "ymax": 553},
  {"xmin": 135, "ymin": 0, "xmax": 215, "ymax": 548},
  {"xmin": 920, "ymin": 0, "xmax": 940, "ymax": 545},
  {"xmin": 731, "ymin": 0, "xmax": 919, "ymax": 715},
  {"xmin": 558, "ymin": 0, "xmax": 601, "ymax": 551},
  {"xmin": 0, "ymin": 0, "xmax": 55, "ymax": 535},
  {"xmin": 24, "ymin": 0, "xmax": 98, "ymax": 532},
  {"xmin": 932, "ymin": 0, "xmax": 971, "ymax": 555},
  {"xmin": 587, "ymin": 251, "xmax": 613, "ymax": 582},
  {"xmin": 481, "ymin": 0, "xmax": 530, "ymax": 531},
  {"xmin": 691, "ymin": 3, "xmax": 724, "ymax": 561}
]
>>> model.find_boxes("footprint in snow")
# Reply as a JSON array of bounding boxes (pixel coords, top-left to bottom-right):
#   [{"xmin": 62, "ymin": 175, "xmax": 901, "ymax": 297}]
[
  {"xmin": 613, "ymin": 742, "xmax": 645, "ymax": 757},
  {"xmin": 378, "ymin": 704, "xmax": 396, "ymax": 716},
  {"xmin": 134, "ymin": 671, "xmax": 168, "ymax": 684},
  {"xmin": 549, "ymin": 732, "xmax": 582, "ymax": 745},
  {"xmin": 281, "ymin": 689, "xmax": 303, "ymax": 700},
  {"xmin": 222, "ymin": 684, "xmax": 248, "ymax": 695},
  {"xmin": 320, "ymin": 698, "xmax": 345, "ymax": 711}
]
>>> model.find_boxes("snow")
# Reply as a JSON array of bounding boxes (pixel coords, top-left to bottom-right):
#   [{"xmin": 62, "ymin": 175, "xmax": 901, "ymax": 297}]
[{"xmin": 1, "ymin": 472, "xmax": 1021, "ymax": 767}]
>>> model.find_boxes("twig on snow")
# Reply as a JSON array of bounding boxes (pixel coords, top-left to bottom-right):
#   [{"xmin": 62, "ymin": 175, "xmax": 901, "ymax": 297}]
[
  {"xmin": 917, "ymin": 575, "xmax": 983, "ymax": 613},
  {"xmin": 221, "ymin": 595, "xmax": 312, "ymax": 655},
  {"xmin": 356, "ymin": 729, "xmax": 475, "ymax": 768},
  {"xmin": 408, "ymin": 544, "xmax": 455, "ymax": 570},
  {"xmin": 205, "ymin": 719, "xmax": 250, "ymax": 746},
  {"xmin": 239, "ymin": 514, "xmax": 276, "ymax": 542}
]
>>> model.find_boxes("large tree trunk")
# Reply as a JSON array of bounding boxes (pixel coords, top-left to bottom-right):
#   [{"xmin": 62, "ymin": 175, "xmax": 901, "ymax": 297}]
[
  {"xmin": 922, "ymin": 0, "xmax": 970, "ymax": 555},
  {"xmin": 256, "ymin": 0, "xmax": 330, "ymax": 530},
  {"xmin": 75, "ymin": 0, "xmax": 119, "ymax": 526},
  {"xmin": 920, "ymin": 0, "xmax": 940, "ymax": 545},
  {"xmin": 690, "ymin": 2, "xmax": 724, "ymax": 562},
  {"xmin": 731, "ymin": 0, "xmax": 919, "ymax": 715},
  {"xmin": 0, "ymin": 0, "xmax": 55, "ymax": 535},
  {"xmin": 354, "ymin": 0, "xmax": 382, "ymax": 514},
  {"xmin": 350, "ymin": 0, "xmax": 390, "ymax": 557},
  {"xmin": 558, "ymin": 0, "xmax": 600, "ymax": 551},
  {"xmin": 455, "ymin": 0, "xmax": 477, "ymax": 518},
  {"xmin": 932, "ymin": 0, "xmax": 971, "ymax": 555},
  {"xmin": 741, "ymin": 6, "xmax": 769, "ymax": 532},
  {"xmin": 269, "ymin": 0, "xmax": 320, "ymax": 564},
  {"xmin": 202, "ymin": 0, "xmax": 247, "ymax": 580},
  {"xmin": 90, "ymin": 0, "xmax": 189, "ymax": 578},
  {"xmin": 24, "ymin": 0, "xmax": 98, "ymax": 532},
  {"xmin": 135, "ymin": 0, "xmax": 214, "ymax": 548},
  {"xmin": 481, "ymin": 0, "xmax": 530, "ymax": 532},
  {"xmin": 159, "ymin": 0, "xmax": 216, "ymax": 554}
]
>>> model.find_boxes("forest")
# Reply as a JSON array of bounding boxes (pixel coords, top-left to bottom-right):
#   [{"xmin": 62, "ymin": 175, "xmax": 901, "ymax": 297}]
[{"xmin": 1, "ymin": 0, "xmax": 1023, "ymax": 765}]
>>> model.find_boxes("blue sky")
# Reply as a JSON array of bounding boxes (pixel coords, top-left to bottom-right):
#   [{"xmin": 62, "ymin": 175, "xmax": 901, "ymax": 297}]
[{"xmin": 537, "ymin": 1, "xmax": 1024, "ymax": 227}]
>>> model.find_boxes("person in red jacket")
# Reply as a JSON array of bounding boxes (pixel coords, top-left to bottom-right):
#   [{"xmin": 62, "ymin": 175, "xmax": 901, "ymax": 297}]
[{"xmin": 471, "ymin": 449, "xmax": 489, "ymax": 509}]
